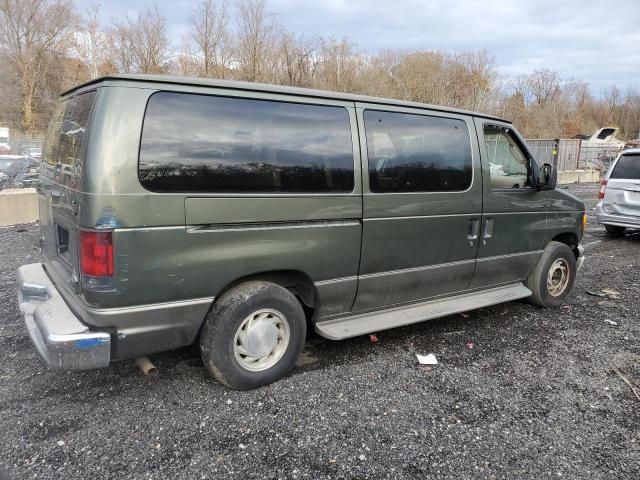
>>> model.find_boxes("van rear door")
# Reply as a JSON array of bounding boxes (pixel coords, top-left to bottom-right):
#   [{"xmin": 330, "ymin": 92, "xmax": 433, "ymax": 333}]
[
  {"xmin": 39, "ymin": 91, "xmax": 97, "ymax": 292},
  {"xmin": 604, "ymin": 153, "xmax": 640, "ymax": 217}
]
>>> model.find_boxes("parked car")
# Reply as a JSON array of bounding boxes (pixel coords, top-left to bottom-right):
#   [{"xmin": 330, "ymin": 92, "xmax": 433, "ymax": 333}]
[
  {"xmin": 13, "ymin": 163, "xmax": 40, "ymax": 188},
  {"xmin": 17, "ymin": 75, "xmax": 586, "ymax": 390},
  {"xmin": 596, "ymin": 148, "xmax": 640, "ymax": 234},
  {"xmin": 25, "ymin": 147, "xmax": 42, "ymax": 159},
  {"xmin": 18, "ymin": 142, "xmax": 42, "ymax": 157},
  {"xmin": 0, "ymin": 155, "xmax": 39, "ymax": 189}
]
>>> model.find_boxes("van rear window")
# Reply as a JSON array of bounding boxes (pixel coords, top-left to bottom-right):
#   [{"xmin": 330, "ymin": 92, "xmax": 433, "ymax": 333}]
[
  {"xmin": 139, "ymin": 92, "xmax": 355, "ymax": 193},
  {"xmin": 42, "ymin": 91, "xmax": 96, "ymax": 168},
  {"xmin": 610, "ymin": 154, "xmax": 640, "ymax": 179}
]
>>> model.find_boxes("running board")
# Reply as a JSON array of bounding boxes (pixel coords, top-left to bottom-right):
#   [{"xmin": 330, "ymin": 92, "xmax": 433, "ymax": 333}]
[{"xmin": 315, "ymin": 283, "xmax": 532, "ymax": 340}]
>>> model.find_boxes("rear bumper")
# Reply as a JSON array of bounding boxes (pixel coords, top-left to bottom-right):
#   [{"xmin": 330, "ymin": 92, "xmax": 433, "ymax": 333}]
[
  {"xmin": 17, "ymin": 263, "xmax": 111, "ymax": 370},
  {"xmin": 595, "ymin": 204, "xmax": 640, "ymax": 229}
]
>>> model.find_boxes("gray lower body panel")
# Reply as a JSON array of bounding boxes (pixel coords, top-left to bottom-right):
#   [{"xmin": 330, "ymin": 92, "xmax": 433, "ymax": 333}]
[
  {"xmin": 314, "ymin": 276, "xmax": 358, "ymax": 319},
  {"xmin": 20, "ymin": 263, "xmax": 213, "ymax": 366},
  {"xmin": 468, "ymin": 251, "xmax": 542, "ymax": 289},
  {"xmin": 595, "ymin": 205, "xmax": 640, "ymax": 229},
  {"xmin": 352, "ymin": 260, "xmax": 475, "ymax": 312},
  {"xmin": 315, "ymin": 283, "xmax": 532, "ymax": 340}
]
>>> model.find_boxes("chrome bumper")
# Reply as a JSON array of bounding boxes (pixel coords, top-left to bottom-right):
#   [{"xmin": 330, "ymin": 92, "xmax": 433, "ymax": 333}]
[
  {"xmin": 576, "ymin": 244, "xmax": 585, "ymax": 271},
  {"xmin": 16, "ymin": 263, "xmax": 110, "ymax": 370}
]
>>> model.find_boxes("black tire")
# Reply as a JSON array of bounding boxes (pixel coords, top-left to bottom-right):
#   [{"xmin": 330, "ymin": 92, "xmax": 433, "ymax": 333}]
[
  {"xmin": 200, "ymin": 281, "xmax": 306, "ymax": 390},
  {"xmin": 525, "ymin": 241, "xmax": 577, "ymax": 308},
  {"xmin": 604, "ymin": 224, "xmax": 626, "ymax": 235}
]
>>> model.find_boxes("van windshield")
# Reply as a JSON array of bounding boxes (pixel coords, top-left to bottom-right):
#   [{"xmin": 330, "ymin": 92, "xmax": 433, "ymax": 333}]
[{"xmin": 610, "ymin": 154, "xmax": 640, "ymax": 179}]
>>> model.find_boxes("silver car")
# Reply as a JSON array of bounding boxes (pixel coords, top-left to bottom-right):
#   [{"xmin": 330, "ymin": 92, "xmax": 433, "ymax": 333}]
[{"xmin": 596, "ymin": 148, "xmax": 640, "ymax": 234}]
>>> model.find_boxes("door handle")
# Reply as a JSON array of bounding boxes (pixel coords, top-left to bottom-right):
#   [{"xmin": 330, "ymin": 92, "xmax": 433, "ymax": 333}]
[
  {"xmin": 482, "ymin": 218, "xmax": 494, "ymax": 242},
  {"xmin": 467, "ymin": 219, "xmax": 480, "ymax": 241}
]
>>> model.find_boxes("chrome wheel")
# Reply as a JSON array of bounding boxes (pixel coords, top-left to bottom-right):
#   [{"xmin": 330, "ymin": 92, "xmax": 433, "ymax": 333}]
[
  {"xmin": 233, "ymin": 309, "xmax": 290, "ymax": 372},
  {"xmin": 547, "ymin": 258, "xmax": 570, "ymax": 297}
]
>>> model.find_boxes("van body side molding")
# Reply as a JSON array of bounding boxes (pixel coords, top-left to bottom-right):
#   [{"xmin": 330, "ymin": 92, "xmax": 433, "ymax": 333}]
[{"xmin": 315, "ymin": 283, "xmax": 532, "ymax": 340}]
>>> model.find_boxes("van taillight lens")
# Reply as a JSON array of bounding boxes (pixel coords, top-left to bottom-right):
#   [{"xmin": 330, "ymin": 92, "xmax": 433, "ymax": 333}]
[
  {"xmin": 80, "ymin": 231, "xmax": 113, "ymax": 277},
  {"xmin": 598, "ymin": 180, "xmax": 607, "ymax": 199}
]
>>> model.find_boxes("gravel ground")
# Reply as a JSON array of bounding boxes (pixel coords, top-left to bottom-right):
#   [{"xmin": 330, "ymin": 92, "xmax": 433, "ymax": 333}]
[{"xmin": 1, "ymin": 183, "xmax": 639, "ymax": 480}]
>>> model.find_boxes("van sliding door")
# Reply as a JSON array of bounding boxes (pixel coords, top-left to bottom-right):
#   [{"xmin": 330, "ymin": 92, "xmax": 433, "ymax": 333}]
[{"xmin": 352, "ymin": 104, "xmax": 483, "ymax": 312}]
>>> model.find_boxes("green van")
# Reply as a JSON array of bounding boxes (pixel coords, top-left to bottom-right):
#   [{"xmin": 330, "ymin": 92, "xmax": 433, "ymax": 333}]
[{"xmin": 17, "ymin": 75, "xmax": 586, "ymax": 389}]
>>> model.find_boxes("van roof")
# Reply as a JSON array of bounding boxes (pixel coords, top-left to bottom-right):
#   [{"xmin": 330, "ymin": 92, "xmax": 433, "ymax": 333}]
[{"xmin": 62, "ymin": 74, "xmax": 510, "ymax": 123}]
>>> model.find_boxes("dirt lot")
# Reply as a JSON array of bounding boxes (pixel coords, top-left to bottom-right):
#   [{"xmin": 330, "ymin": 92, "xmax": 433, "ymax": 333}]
[{"xmin": 1, "ymin": 183, "xmax": 638, "ymax": 480}]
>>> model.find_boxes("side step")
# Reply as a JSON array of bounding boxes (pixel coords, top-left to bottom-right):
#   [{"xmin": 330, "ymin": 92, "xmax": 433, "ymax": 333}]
[{"xmin": 315, "ymin": 283, "xmax": 532, "ymax": 340}]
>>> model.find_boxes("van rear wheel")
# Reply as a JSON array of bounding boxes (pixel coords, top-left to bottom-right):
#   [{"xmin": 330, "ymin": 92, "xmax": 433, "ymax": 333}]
[
  {"xmin": 200, "ymin": 281, "xmax": 306, "ymax": 390},
  {"xmin": 526, "ymin": 241, "xmax": 577, "ymax": 308}
]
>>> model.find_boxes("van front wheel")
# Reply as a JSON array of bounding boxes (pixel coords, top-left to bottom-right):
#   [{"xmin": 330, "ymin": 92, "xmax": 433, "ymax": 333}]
[
  {"xmin": 200, "ymin": 281, "xmax": 306, "ymax": 390},
  {"xmin": 526, "ymin": 241, "xmax": 577, "ymax": 308}
]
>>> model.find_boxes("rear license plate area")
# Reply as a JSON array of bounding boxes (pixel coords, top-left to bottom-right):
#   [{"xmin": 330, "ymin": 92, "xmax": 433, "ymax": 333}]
[{"xmin": 56, "ymin": 224, "xmax": 70, "ymax": 256}]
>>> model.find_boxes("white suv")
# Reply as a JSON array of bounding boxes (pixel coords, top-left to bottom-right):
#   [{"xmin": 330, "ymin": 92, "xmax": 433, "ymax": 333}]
[{"xmin": 596, "ymin": 148, "xmax": 640, "ymax": 234}]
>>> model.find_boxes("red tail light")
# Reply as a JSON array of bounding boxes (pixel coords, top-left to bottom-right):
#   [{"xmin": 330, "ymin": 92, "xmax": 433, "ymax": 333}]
[
  {"xmin": 598, "ymin": 180, "xmax": 607, "ymax": 200},
  {"xmin": 80, "ymin": 231, "xmax": 114, "ymax": 277}
]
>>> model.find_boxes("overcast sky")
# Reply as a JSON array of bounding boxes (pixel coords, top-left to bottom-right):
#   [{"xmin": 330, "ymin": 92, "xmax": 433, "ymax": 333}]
[{"xmin": 77, "ymin": 0, "xmax": 640, "ymax": 94}]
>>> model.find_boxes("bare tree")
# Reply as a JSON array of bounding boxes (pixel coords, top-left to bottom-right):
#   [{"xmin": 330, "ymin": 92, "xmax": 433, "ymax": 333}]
[
  {"xmin": 72, "ymin": 2, "xmax": 106, "ymax": 79},
  {"xmin": 275, "ymin": 32, "xmax": 318, "ymax": 87},
  {"xmin": 175, "ymin": 36, "xmax": 201, "ymax": 77},
  {"xmin": 108, "ymin": 5, "xmax": 171, "ymax": 74},
  {"xmin": 527, "ymin": 69, "xmax": 561, "ymax": 107},
  {"xmin": 235, "ymin": 0, "xmax": 279, "ymax": 82},
  {"xmin": 315, "ymin": 36, "xmax": 360, "ymax": 93},
  {"xmin": 0, "ymin": 0, "xmax": 76, "ymax": 132},
  {"xmin": 189, "ymin": 0, "xmax": 231, "ymax": 78}
]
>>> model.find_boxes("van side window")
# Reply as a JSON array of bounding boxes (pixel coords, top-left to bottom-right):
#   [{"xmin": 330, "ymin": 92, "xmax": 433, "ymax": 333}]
[
  {"xmin": 364, "ymin": 110, "xmax": 472, "ymax": 193},
  {"xmin": 139, "ymin": 92, "xmax": 354, "ymax": 193},
  {"xmin": 483, "ymin": 125, "xmax": 530, "ymax": 189}
]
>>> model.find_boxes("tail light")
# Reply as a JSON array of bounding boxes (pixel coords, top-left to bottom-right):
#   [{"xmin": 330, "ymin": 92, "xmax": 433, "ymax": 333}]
[
  {"xmin": 80, "ymin": 230, "xmax": 114, "ymax": 277},
  {"xmin": 598, "ymin": 180, "xmax": 607, "ymax": 200}
]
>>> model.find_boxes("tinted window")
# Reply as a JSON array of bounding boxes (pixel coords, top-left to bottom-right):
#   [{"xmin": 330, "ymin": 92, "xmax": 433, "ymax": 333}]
[
  {"xmin": 483, "ymin": 125, "xmax": 530, "ymax": 189},
  {"xmin": 364, "ymin": 110, "xmax": 472, "ymax": 193},
  {"xmin": 42, "ymin": 91, "xmax": 96, "ymax": 167},
  {"xmin": 139, "ymin": 92, "xmax": 354, "ymax": 193},
  {"xmin": 610, "ymin": 154, "xmax": 640, "ymax": 179}
]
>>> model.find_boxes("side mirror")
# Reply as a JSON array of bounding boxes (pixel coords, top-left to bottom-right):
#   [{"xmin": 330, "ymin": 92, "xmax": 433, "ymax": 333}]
[{"xmin": 539, "ymin": 163, "xmax": 557, "ymax": 191}]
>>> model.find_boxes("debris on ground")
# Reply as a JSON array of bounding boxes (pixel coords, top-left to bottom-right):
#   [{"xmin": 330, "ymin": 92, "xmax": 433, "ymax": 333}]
[
  {"xmin": 460, "ymin": 312, "xmax": 470, "ymax": 319},
  {"xmin": 369, "ymin": 333, "xmax": 379, "ymax": 343},
  {"xmin": 416, "ymin": 353, "xmax": 438, "ymax": 365},
  {"xmin": 466, "ymin": 342, "xmax": 475, "ymax": 350},
  {"xmin": 611, "ymin": 366, "xmax": 640, "ymax": 402},
  {"xmin": 604, "ymin": 319, "xmax": 618, "ymax": 326},
  {"xmin": 602, "ymin": 288, "xmax": 621, "ymax": 298},
  {"xmin": 586, "ymin": 290, "xmax": 605, "ymax": 297}
]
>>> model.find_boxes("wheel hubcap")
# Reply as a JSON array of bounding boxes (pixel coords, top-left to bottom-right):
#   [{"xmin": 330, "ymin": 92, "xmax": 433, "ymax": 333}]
[
  {"xmin": 547, "ymin": 258, "xmax": 570, "ymax": 297},
  {"xmin": 233, "ymin": 309, "xmax": 290, "ymax": 371}
]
